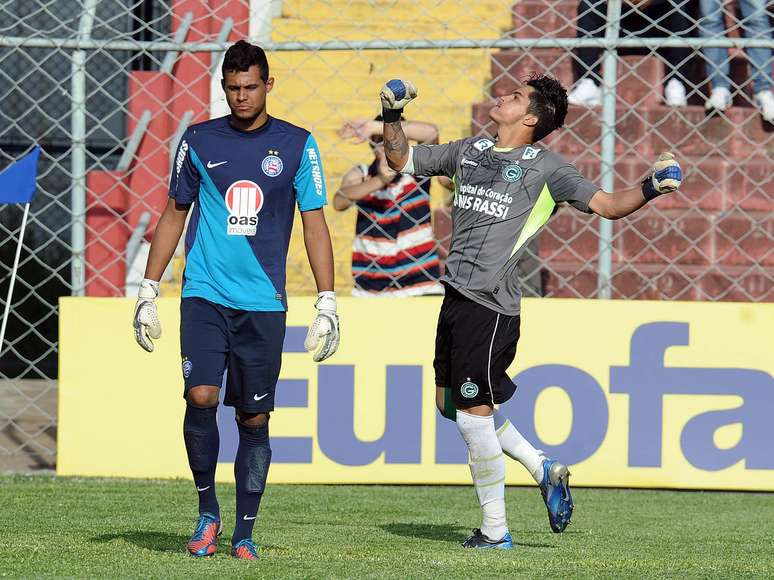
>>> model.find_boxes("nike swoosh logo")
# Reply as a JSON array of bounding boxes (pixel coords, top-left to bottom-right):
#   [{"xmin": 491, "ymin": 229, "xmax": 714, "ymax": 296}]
[
  {"xmin": 242, "ymin": 515, "xmax": 256, "ymax": 520},
  {"xmin": 254, "ymin": 393, "xmax": 269, "ymax": 401},
  {"xmin": 196, "ymin": 486, "xmax": 210, "ymax": 492},
  {"xmin": 207, "ymin": 160, "xmax": 227, "ymax": 168}
]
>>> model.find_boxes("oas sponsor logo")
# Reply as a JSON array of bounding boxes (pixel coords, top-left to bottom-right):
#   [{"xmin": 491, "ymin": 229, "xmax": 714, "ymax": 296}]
[
  {"xmin": 175, "ymin": 140, "xmax": 188, "ymax": 177},
  {"xmin": 261, "ymin": 154, "xmax": 283, "ymax": 177},
  {"xmin": 225, "ymin": 179, "xmax": 264, "ymax": 236},
  {"xmin": 182, "ymin": 357, "xmax": 193, "ymax": 379},
  {"xmin": 473, "ymin": 138, "xmax": 494, "ymax": 152},
  {"xmin": 502, "ymin": 164, "xmax": 523, "ymax": 182},
  {"xmin": 461, "ymin": 381, "xmax": 479, "ymax": 398}
]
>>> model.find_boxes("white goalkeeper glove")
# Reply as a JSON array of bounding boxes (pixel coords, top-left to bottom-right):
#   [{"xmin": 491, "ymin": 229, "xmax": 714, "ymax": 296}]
[
  {"xmin": 304, "ymin": 291, "xmax": 340, "ymax": 362},
  {"xmin": 380, "ymin": 79, "xmax": 417, "ymax": 122},
  {"xmin": 642, "ymin": 151, "xmax": 682, "ymax": 201},
  {"xmin": 133, "ymin": 278, "xmax": 161, "ymax": 352}
]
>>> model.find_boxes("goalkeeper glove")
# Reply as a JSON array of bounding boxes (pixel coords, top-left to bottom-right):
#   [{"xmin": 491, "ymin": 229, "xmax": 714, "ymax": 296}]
[
  {"xmin": 380, "ymin": 79, "xmax": 417, "ymax": 123},
  {"xmin": 641, "ymin": 151, "xmax": 682, "ymax": 201},
  {"xmin": 133, "ymin": 278, "xmax": 161, "ymax": 352},
  {"xmin": 304, "ymin": 291, "xmax": 340, "ymax": 362}
]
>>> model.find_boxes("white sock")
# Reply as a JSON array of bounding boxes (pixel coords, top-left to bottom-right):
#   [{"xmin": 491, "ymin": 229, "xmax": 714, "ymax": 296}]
[
  {"xmin": 456, "ymin": 410, "xmax": 508, "ymax": 541},
  {"xmin": 493, "ymin": 409, "xmax": 544, "ymax": 484}
]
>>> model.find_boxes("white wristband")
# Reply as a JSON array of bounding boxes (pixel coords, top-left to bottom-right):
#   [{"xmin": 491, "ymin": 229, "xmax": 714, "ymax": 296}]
[
  {"xmin": 139, "ymin": 278, "xmax": 160, "ymax": 300},
  {"xmin": 316, "ymin": 291, "xmax": 337, "ymax": 313}
]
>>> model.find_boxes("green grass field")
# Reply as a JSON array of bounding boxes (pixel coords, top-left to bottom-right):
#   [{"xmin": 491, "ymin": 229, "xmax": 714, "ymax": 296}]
[{"xmin": 1, "ymin": 475, "xmax": 773, "ymax": 578}]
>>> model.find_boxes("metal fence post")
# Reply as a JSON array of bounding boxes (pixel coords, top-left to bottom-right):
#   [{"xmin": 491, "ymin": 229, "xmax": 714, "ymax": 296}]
[
  {"xmin": 69, "ymin": 0, "xmax": 98, "ymax": 297},
  {"xmin": 596, "ymin": 0, "xmax": 623, "ymax": 299}
]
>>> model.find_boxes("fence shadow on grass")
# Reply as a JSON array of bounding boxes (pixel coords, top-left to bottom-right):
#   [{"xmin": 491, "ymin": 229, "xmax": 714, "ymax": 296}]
[{"xmin": 91, "ymin": 531, "xmax": 189, "ymax": 553}]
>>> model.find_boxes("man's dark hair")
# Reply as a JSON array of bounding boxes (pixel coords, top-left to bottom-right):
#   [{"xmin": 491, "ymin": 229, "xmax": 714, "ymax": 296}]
[
  {"xmin": 525, "ymin": 73, "xmax": 568, "ymax": 142},
  {"xmin": 222, "ymin": 40, "xmax": 269, "ymax": 82}
]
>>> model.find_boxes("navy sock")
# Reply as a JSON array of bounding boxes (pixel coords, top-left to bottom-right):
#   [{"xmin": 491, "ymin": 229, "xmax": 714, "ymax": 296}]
[
  {"xmin": 183, "ymin": 404, "xmax": 220, "ymax": 517},
  {"xmin": 232, "ymin": 421, "xmax": 271, "ymax": 543}
]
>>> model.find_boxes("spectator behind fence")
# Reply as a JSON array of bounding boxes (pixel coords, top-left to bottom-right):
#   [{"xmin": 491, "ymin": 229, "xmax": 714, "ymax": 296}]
[
  {"xmin": 699, "ymin": 0, "xmax": 774, "ymax": 122},
  {"xmin": 568, "ymin": 0, "xmax": 696, "ymax": 107},
  {"xmin": 333, "ymin": 116, "xmax": 446, "ymax": 296}
]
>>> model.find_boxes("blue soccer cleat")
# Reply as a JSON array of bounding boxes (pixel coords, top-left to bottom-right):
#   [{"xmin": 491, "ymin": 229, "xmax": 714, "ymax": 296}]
[
  {"xmin": 231, "ymin": 538, "xmax": 260, "ymax": 560},
  {"xmin": 461, "ymin": 529, "xmax": 514, "ymax": 549},
  {"xmin": 186, "ymin": 512, "xmax": 222, "ymax": 557},
  {"xmin": 539, "ymin": 458, "xmax": 574, "ymax": 533}
]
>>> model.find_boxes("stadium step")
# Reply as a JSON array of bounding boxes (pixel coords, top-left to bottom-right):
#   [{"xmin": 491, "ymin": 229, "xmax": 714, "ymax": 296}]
[
  {"xmin": 547, "ymin": 203, "xmax": 771, "ymax": 265},
  {"xmin": 491, "ymin": 51, "xmax": 665, "ymax": 107},
  {"xmin": 269, "ymin": 50, "xmax": 487, "ymax": 73},
  {"xmin": 282, "ymin": 0, "xmax": 510, "ymax": 21},
  {"xmin": 542, "ymin": 261, "xmax": 774, "ymax": 301},
  {"xmin": 271, "ymin": 18, "xmax": 506, "ymax": 42},
  {"xmin": 511, "ymin": 0, "xmax": 577, "ymax": 39},
  {"xmin": 473, "ymin": 101, "xmax": 774, "ymax": 158}
]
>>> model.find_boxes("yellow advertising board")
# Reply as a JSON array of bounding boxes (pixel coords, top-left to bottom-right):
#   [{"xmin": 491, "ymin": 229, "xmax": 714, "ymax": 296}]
[{"xmin": 58, "ymin": 297, "xmax": 774, "ymax": 490}]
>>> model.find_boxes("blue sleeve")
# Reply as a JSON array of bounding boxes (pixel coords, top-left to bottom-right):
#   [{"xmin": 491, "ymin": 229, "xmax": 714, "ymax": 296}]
[
  {"xmin": 293, "ymin": 133, "xmax": 327, "ymax": 211},
  {"xmin": 168, "ymin": 130, "xmax": 200, "ymax": 204}
]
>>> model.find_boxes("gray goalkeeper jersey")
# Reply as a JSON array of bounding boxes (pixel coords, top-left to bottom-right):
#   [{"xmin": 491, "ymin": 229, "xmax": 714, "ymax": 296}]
[{"xmin": 411, "ymin": 137, "xmax": 599, "ymax": 315}]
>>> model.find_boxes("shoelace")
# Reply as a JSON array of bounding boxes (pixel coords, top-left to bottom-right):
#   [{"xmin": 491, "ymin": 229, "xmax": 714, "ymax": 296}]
[
  {"xmin": 236, "ymin": 539, "xmax": 258, "ymax": 556},
  {"xmin": 192, "ymin": 516, "xmax": 214, "ymax": 540}
]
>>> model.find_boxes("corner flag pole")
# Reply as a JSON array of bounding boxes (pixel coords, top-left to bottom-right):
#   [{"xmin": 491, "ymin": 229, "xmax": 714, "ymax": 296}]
[
  {"xmin": 0, "ymin": 145, "xmax": 41, "ymax": 357},
  {"xmin": 0, "ymin": 201, "xmax": 30, "ymax": 354}
]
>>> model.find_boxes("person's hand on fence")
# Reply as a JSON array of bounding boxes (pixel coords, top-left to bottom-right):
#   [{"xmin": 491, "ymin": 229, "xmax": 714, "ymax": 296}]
[{"xmin": 337, "ymin": 118, "xmax": 378, "ymax": 144}]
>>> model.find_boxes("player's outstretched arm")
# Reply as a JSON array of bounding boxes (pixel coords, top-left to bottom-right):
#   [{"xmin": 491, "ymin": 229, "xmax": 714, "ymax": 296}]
[
  {"xmin": 588, "ymin": 152, "xmax": 682, "ymax": 219},
  {"xmin": 301, "ymin": 208, "xmax": 339, "ymax": 362},
  {"xmin": 133, "ymin": 199, "xmax": 190, "ymax": 352},
  {"xmin": 380, "ymin": 79, "xmax": 417, "ymax": 171}
]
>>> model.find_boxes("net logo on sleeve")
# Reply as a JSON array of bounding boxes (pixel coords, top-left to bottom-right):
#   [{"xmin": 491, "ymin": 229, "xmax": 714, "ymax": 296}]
[
  {"xmin": 175, "ymin": 140, "xmax": 188, "ymax": 177},
  {"xmin": 225, "ymin": 180, "xmax": 264, "ymax": 236},
  {"xmin": 306, "ymin": 147, "xmax": 324, "ymax": 195}
]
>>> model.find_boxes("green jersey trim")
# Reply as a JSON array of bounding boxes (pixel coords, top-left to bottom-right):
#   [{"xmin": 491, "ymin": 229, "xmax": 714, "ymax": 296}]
[{"xmin": 509, "ymin": 183, "xmax": 556, "ymax": 258}]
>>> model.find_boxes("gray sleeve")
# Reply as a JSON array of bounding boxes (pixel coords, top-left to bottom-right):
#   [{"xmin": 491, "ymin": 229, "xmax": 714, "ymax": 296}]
[
  {"xmin": 410, "ymin": 139, "xmax": 465, "ymax": 178},
  {"xmin": 545, "ymin": 156, "xmax": 599, "ymax": 214}
]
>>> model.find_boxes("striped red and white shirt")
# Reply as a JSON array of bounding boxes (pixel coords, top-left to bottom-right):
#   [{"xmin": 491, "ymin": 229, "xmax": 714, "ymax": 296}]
[{"xmin": 351, "ymin": 165, "xmax": 443, "ymax": 296}]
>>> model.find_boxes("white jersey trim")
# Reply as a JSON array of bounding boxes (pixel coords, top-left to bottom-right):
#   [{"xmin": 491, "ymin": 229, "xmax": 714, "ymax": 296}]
[{"xmin": 399, "ymin": 146, "xmax": 415, "ymax": 174}]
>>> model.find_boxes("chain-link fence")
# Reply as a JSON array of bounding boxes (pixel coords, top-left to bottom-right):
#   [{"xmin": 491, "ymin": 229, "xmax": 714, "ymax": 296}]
[{"xmin": 1, "ymin": 0, "xmax": 772, "ymax": 470}]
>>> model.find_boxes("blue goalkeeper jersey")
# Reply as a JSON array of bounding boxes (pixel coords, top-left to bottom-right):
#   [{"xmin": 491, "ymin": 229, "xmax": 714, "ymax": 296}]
[{"xmin": 168, "ymin": 115, "xmax": 327, "ymax": 311}]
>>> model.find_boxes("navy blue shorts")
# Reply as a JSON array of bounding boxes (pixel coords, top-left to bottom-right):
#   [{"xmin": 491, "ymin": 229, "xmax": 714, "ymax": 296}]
[{"xmin": 180, "ymin": 297, "xmax": 286, "ymax": 413}]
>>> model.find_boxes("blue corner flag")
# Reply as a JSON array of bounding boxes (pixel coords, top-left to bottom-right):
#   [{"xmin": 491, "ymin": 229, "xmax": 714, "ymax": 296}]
[
  {"xmin": 0, "ymin": 145, "xmax": 41, "ymax": 356},
  {"xmin": 0, "ymin": 146, "xmax": 41, "ymax": 205}
]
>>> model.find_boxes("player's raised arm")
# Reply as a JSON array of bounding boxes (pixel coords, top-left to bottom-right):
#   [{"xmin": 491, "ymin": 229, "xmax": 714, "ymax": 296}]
[
  {"xmin": 588, "ymin": 152, "xmax": 683, "ymax": 219},
  {"xmin": 380, "ymin": 79, "xmax": 417, "ymax": 171}
]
